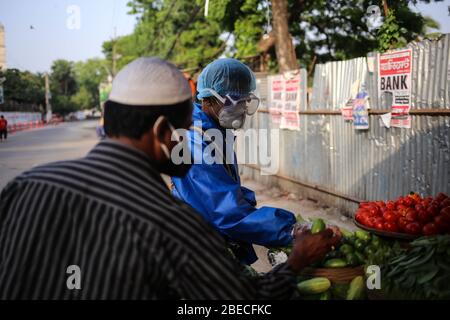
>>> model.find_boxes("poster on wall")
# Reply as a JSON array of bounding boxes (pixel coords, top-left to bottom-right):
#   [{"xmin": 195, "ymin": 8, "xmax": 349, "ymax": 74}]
[
  {"xmin": 378, "ymin": 48, "xmax": 412, "ymax": 129},
  {"xmin": 268, "ymin": 75, "xmax": 283, "ymax": 124},
  {"xmin": 268, "ymin": 72, "xmax": 301, "ymax": 130},
  {"xmin": 353, "ymin": 91, "xmax": 370, "ymax": 130},
  {"xmin": 280, "ymin": 73, "xmax": 301, "ymax": 131},
  {"xmin": 341, "ymin": 99, "xmax": 354, "ymax": 121}
]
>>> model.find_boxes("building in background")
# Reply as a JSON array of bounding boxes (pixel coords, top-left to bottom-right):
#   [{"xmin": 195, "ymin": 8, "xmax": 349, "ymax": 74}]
[{"xmin": 0, "ymin": 23, "xmax": 6, "ymax": 70}]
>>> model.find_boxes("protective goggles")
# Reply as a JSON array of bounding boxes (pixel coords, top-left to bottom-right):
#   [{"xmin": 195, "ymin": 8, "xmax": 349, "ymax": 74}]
[{"xmin": 204, "ymin": 88, "xmax": 260, "ymax": 115}]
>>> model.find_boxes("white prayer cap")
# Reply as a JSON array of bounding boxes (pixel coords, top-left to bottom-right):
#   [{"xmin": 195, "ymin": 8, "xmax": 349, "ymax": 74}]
[{"xmin": 108, "ymin": 57, "xmax": 192, "ymax": 106}]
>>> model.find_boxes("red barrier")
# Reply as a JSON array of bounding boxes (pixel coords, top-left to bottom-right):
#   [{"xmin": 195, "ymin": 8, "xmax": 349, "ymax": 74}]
[{"xmin": 6, "ymin": 121, "xmax": 46, "ymax": 135}]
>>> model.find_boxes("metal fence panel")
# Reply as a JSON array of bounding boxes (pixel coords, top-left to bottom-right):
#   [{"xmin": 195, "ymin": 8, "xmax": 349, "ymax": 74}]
[{"xmin": 240, "ymin": 35, "xmax": 450, "ymax": 213}]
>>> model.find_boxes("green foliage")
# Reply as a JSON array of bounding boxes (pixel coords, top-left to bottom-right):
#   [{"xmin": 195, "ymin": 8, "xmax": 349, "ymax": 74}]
[
  {"xmin": 377, "ymin": 9, "xmax": 407, "ymax": 52},
  {"xmin": 110, "ymin": 0, "xmax": 439, "ymax": 74},
  {"xmin": 50, "ymin": 58, "xmax": 108, "ymax": 114},
  {"xmin": 0, "ymin": 69, "xmax": 45, "ymax": 106},
  {"xmin": 73, "ymin": 59, "xmax": 109, "ymax": 109},
  {"xmin": 50, "ymin": 59, "xmax": 77, "ymax": 96}
]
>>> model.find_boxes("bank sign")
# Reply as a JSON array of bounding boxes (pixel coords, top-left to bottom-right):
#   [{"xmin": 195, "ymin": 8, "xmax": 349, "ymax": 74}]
[{"xmin": 378, "ymin": 48, "xmax": 413, "ymax": 128}]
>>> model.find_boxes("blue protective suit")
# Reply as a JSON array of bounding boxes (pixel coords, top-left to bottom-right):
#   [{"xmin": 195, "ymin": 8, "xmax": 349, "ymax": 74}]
[{"xmin": 171, "ymin": 103, "xmax": 296, "ymax": 264}]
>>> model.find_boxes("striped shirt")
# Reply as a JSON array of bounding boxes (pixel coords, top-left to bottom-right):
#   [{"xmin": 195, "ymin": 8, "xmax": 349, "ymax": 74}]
[{"xmin": 0, "ymin": 140, "xmax": 297, "ymax": 300}]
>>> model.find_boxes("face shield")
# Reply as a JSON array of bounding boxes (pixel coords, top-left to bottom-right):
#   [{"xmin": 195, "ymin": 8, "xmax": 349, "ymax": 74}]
[{"xmin": 205, "ymin": 88, "xmax": 260, "ymax": 115}]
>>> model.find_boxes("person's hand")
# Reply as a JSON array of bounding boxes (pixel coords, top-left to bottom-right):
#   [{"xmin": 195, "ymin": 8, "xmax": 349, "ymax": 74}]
[{"xmin": 287, "ymin": 226, "xmax": 342, "ymax": 273}]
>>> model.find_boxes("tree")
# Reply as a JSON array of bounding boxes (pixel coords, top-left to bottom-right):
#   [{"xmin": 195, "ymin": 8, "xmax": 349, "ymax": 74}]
[
  {"xmin": 106, "ymin": 0, "xmax": 441, "ymax": 74},
  {"xmin": 271, "ymin": 0, "xmax": 298, "ymax": 72},
  {"xmin": 50, "ymin": 60, "xmax": 77, "ymax": 96},
  {"xmin": 50, "ymin": 60, "xmax": 78, "ymax": 115},
  {"xmin": 73, "ymin": 58, "xmax": 109, "ymax": 109},
  {"xmin": 0, "ymin": 68, "xmax": 45, "ymax": 106}
]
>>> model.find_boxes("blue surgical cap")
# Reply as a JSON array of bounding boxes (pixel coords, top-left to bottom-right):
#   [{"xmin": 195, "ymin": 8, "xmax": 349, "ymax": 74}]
[{"xmin": 197, "ymin": 58, "xmax": 256, "ymax": 100}]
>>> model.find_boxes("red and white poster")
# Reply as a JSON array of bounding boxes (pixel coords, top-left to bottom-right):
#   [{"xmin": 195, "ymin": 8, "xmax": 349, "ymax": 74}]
[
  {"xmin": 280, "ymin": 74, "xmax": 301, "ymax": 130},
  {"xmin": 268, "ymin": 75, "xmax": 283, "ymax": 124},
  {"xmin": 341, "ymin": 99, "xmax": 354, "ymax": 121},
  {"xmin": 378, "ymin": 48, "xmax": 412, "ymax": 128},
  {"xmin": 268, "ymin": 73, "xmax": 301, "ymax": 130}
]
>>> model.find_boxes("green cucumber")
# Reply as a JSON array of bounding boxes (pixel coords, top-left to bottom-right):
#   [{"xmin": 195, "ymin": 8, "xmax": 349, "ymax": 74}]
[
  {"xmin": 311, "ymin": 218, "xmax": 326, "ymax": 234},
  {"xmin": 323, "ymin": 258, "xmax": 347, "ymax": 268},
  {"xmin": 355, "ymin": 251, "xmax": 366, "ymax": 265},
  {"xmin": 355, "ymin": 230, "xmax": 371, "ymax": 242},
  {"xmin": 354, "ymin": 239, "xmax": 366, "ymax": 251},
  {"xmin": 346, "ymin": 276, "xmax": 366, "ymax": 300},
  {"xmin": 345, "ymin": 253, "xmax": 360, "ymax": 267},
  {"xmin": 340, "ymin": 229, "xmax": 354, "ymax": 239},
  {"xmin": 297, "ymin": 277, "xmax": 331, "ymax": 295},
  {"xmin": 339, "ymin": 244, "xmax": 354, "ymax": 255},
  {"xmin": 320, "ymin": 290, "xmax": 331, "ymax": 300}
]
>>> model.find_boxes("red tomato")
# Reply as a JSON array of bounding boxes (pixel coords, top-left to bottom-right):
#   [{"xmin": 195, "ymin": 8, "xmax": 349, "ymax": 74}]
[
  {"xmin": 398, "ymin": 217, "xmax": 409, "ymax": 232},
  {"xmin": 422, "ymin": 223, "xmax": 439, "ymax": 236},
  {"xmin": 374, "ymin": 221, "xmax": 385, "ymax": 230},
  {"xmin": 396, "ymin": 204, "xmax": 408, "ymax": 212},
  {"xmin": 396, "ymin": 196, "xmax": 405, "ymax": 206},
  {"xmin": 434, "ymin": 215, "xmax": 450, "ymax": 233},
  {"xmin": 384, "ymin": 222, "xmax": 399, "ymax": 233},
  {"xmin": 376, "ymin": 201, "xmax": 386, "ymax": 209},
  {"xmin": 365, "ymin": 217, "xmax": 376, "ymax": 228},
  {"xmin": 368, "ymin": 206, "xmax": 380, "ymax": 217},
  {"xmin": 415, "ymin": 204, "xmax": 424, "ymax": 212},
  {"xmin": 405, "ymin": 209, "xmax": 418, "ymax": 222},
  {"xmin": 355, "ymin": 212, "xmax": 364, "ymax": 224},
  {"xmin": 404, "ymin": 197, "xmax": 414, "ymax": 207},
  {"xmin": 405, "ymin": 222, "xmax": 421, "ymax": 235},
  {"xmin": 440, "ymin": 207, "xmax": 450, "ymax": 220},
  {"xmin": 417, "ymin": 209, "xmax": 431, "ymax": 224},
  {"xmin": 386, "ymin": 201, "xmax": 396, "ymax": 211},
  {"xmin": 436, "ymin": 192, "xmax": 448, "ymax": 202},
  {"xmin": 426, "ymin": 205, "xmax": 439, "ymax": 217},
  {"xmin": 440, "ymin": 199, "xmax": 450, "ymax": 209},
  {"xmin": 383, "ymin": 211, "xmax": 398, "ymax": 223}
]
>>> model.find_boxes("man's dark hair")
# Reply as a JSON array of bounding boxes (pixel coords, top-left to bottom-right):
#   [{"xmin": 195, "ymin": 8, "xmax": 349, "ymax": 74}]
[{"xmin": 104, "ymin": 99, "xmax": 193, "ymax": 139}]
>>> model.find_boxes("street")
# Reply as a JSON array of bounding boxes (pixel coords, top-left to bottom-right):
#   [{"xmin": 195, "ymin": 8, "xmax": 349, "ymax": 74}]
[{"xmin": 0, "ymin": 120, "xmax": 99, "ymax": 189}]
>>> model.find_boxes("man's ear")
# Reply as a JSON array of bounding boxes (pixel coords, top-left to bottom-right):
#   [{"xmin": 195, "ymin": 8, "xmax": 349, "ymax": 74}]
[{"xmin": 153, "ymin": 116, "xmax": 172, "ymax": 146}]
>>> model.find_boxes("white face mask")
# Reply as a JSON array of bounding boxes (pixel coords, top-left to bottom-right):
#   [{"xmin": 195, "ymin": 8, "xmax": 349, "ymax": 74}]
[
  {"xmin": 153, "ymin": 116, "xmax": 180, "ymax": 160},
  {"xmin": 216, "ymin": 101, "xmax": 247, "ymax": 129},
  {"xmin": 204, "ymin": 88, "xmax": 260, "ymax": 129}
]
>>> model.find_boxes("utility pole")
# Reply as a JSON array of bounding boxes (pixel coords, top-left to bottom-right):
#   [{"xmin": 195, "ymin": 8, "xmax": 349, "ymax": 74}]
[
  {"xmin": 271, "ymin": 0, "xmax": 298, "ymax": 72},
  {"xmin": 111, "ymin": 27, "xmax": 121, "ymax": 77},
  {"xmin": 44, "ymin": 72, "xmax": 52, "ymax": 122}
]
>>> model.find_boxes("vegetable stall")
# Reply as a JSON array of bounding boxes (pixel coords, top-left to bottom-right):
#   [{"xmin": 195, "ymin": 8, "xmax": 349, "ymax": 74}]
[{"xmin": 267, "ymin": 192, "xmax": 450, "ymax": 300}]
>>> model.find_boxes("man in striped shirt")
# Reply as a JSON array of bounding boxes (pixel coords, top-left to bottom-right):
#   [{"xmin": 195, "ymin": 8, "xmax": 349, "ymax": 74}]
[{"xmin": 0, "ymin": 57, "xmax": 340, "ymax": 299}]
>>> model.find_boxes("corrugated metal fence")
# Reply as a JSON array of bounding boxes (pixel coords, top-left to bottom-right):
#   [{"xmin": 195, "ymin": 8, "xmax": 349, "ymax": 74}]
[{"xmin": 239, "ymin": 34, "xmax": 450, "ymax": 214}]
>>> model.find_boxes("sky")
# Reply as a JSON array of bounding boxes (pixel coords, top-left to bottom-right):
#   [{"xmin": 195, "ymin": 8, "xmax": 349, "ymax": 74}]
[
  {"xmin": 0, "ymin": 0, "xmax": 136, "ymax": 73},
  {"xmin": 0, "ymin": 0, "xmax": 449, "ymax": 73}
]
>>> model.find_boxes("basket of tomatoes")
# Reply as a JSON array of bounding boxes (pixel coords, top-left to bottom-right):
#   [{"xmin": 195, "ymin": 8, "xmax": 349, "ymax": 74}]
[{"xmin": 354, "ymin": 192, "xmax": 450, "ymax": 239}]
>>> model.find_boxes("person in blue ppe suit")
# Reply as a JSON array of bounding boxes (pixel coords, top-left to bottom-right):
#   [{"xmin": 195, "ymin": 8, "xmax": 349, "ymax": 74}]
[{"xmin": 171, "ymin": 58, "xmax": 296, "ymax": 265}]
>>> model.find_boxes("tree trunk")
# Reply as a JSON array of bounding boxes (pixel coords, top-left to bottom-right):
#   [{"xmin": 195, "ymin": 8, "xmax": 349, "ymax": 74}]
[
  {"xmin": 271, "ymin": 0, "xmax": 298, "ymax": 72},
  {"xmin": 382, "ymin": 0, "xmax": 389, "ymax": 17}
]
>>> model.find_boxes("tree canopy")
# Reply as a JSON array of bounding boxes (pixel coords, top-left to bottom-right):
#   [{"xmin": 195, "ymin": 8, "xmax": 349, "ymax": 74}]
[{"xmin": 102, "ymin": 0, "xmax": 442, "ymax": 74}]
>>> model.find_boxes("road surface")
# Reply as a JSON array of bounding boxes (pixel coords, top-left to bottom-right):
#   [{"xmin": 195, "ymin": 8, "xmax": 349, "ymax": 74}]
[{"xmin": 0, "ymin": 120, "xmax": 99, "ymax": 189}]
